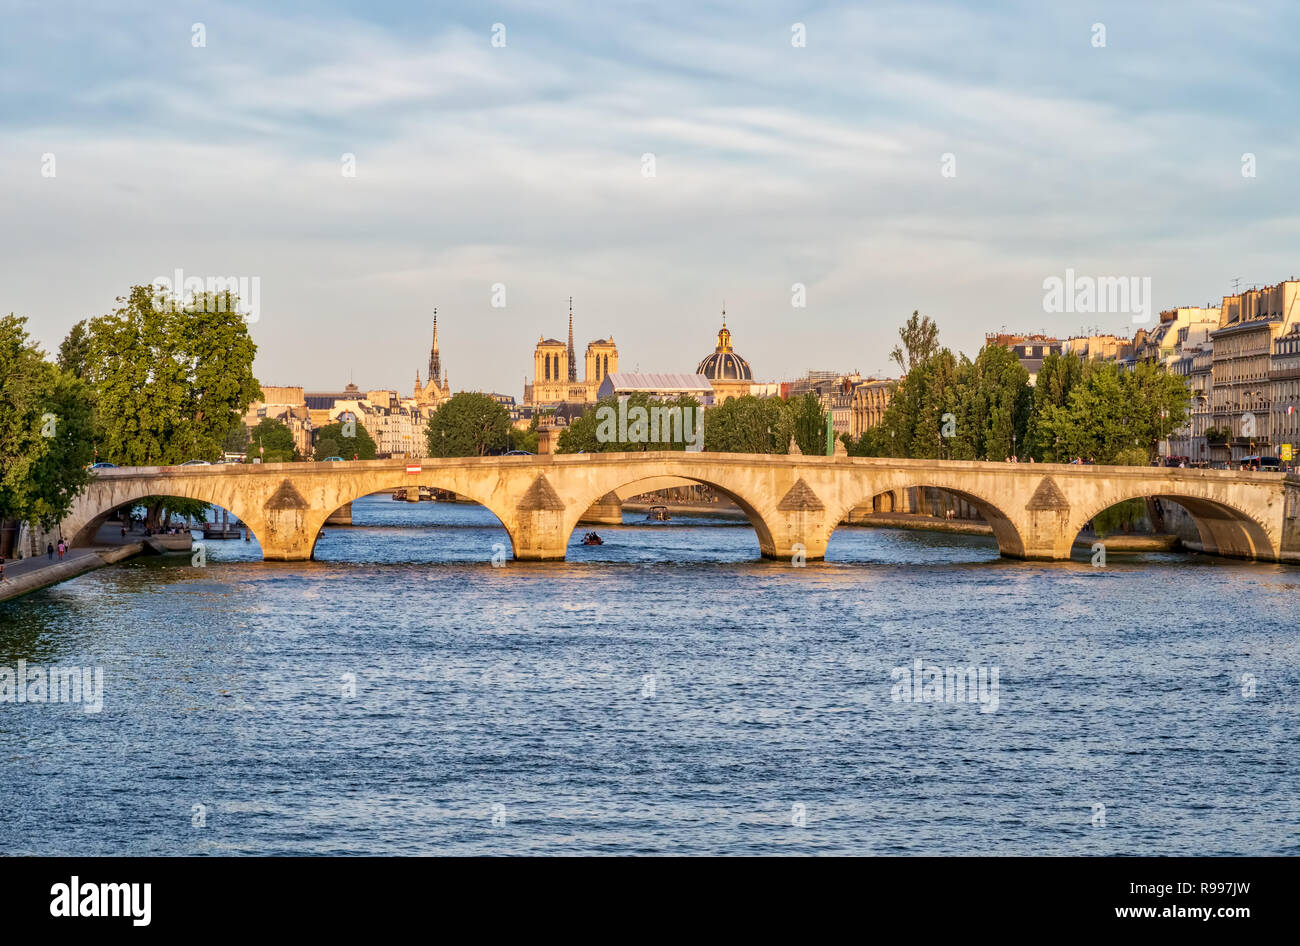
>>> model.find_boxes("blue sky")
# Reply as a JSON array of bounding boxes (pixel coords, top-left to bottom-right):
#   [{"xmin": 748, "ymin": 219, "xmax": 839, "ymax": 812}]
[{"xmin": 5, "ymin": 0, "xmax": 1300, "ymax": 394}]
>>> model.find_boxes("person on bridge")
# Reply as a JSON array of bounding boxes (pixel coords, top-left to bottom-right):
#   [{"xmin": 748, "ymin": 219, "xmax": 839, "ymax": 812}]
[{"xmin": 47, "ymin": 542, "xmax": 54, "ymax": 561}]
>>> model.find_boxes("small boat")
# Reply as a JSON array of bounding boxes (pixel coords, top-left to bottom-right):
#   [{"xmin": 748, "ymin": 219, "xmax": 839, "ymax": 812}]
[
  {"xmin": 581, "ymin": 531, "xmax": 603, "ymax": 546},
  {"xmin": 392, "ymin": 488, "xmax": 408, "ymax": 501},
  {"xmin": 646, "ymin": 504, "xmax": 671, "ymax": 522}
]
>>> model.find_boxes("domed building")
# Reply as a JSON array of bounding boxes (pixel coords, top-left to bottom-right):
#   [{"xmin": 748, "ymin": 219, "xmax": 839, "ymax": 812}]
[{"xmin": 696, "ymin": 311, "xmax": 754, "ymax": 403}]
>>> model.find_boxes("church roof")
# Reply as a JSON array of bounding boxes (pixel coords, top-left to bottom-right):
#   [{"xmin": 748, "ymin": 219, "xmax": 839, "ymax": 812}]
[{"xmin": 601, "ymin": 372, "xmax": 713, "ymax": 393}]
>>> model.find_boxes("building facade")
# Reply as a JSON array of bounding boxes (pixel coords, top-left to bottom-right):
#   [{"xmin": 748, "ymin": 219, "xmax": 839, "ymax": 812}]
[
  {"xmin": 1271, "ymin": 328, "xmax": 1300, "ymax": 462},
  {"xmin": 524, "ymin": 300, "xmax": 618, "ymax": 408},
  {"xmin": 849, "ymin": 379, "xmax": 896, "ymax": 439},
  {"xmin": 1211, "ymin": 280, "xmax": 1300, "ymax": 461}
]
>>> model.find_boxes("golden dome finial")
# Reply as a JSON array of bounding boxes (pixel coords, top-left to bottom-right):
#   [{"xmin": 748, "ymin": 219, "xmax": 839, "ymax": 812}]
[{"xmin": 716, "ymin": 305, "xmax": 732, "ymax": 352}]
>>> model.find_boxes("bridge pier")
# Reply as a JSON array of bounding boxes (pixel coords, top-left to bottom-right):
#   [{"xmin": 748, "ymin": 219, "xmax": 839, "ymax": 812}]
[
  {"xmin": 578, "ymin": 491, "xmax": 623, "ymax": 526},
  {"xmin": 509, "ymin": 474, "xmax": 570, "ymax": 561},
  {"xmin": 760, "ymin": 479, "xmax": 834, "ymax": 562}
]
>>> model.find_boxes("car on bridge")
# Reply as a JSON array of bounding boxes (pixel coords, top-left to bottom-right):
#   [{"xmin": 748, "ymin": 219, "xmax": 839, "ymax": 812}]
[
  {"xmin": 88, "ymin": 461, "xmax": 117, "ymax": 469},
  {"xmin": 504, "ymin": 450, "xmax": 534, "ymax": 456},
  {"xmin": 322, "ymin": 456, "xmax": 345, "ymax": 462},
  {"xmin": 181, "ymin": 459, "xmax": 211, "ymax": 465}
]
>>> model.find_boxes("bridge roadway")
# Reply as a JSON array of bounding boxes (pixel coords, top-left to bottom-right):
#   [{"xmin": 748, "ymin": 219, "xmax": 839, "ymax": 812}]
[{"xmin": 60, "ymin": 454, "xmax": 1300, "ymax": 564}]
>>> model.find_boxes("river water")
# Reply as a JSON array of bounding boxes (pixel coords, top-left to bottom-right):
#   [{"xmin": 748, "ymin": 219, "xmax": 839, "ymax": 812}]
[{"xmin": 2, "ymin": 495, "xmax": 1297, "ymax": 855}]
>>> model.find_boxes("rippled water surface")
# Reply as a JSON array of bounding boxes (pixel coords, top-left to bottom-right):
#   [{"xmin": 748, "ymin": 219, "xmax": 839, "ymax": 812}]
[{"xmin": 2, "ymin": 495, "xmax": 1297, "ymax": 855}]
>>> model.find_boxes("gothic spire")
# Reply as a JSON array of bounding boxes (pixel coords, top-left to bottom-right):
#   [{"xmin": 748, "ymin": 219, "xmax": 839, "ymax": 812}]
[
  {"xmin": 428, "ymin": 307, "xmax": 442, "ymax": 387},
  {"xmin": 567, "ymin": 297, "xmax": 576, "ymax": 382}
]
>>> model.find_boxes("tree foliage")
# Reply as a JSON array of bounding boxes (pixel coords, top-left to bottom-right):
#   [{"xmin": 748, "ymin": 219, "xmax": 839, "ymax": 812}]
[
  {"xmin": 855, "ymin": 316, "xmax": 1186, "ymax": 466},
  {"xmin": 80, "ymin": 286, "xmax": 262, "ymax": 464},
  {"xmin": 1033, "ymin": 361, "xmax": 1188, "ymax": 463},
  {"xmin": 890, "ymin": 310, "xmax": 940, "ymax": 374},
  {"xmin": 703, "ymin": 395, "xmax": 794, "ymax": 454},
  {"xmin": 426, "ymin": 392, "xmax": 511, "ymax": 457},
  {"xmin": 248, "ymin": 417, "xmax": 298, "ymax": 462},
  {"xmin": 557, "ymin": 393, "xmax": 701, "ymax": 453},
  {"xmin": 314, "ymin": 419, "xmax": 377, "ymax": 461},
  {"xmin": 57, "ymin": 319, "xmax": 91, "ymax": 379},
  {"xmin": 788, "ymin": 392, "xmax": 828, "ymax": 456},
  {"xmin": 0, "ymin": 315, "xmax": 95, "ymax": 531}
]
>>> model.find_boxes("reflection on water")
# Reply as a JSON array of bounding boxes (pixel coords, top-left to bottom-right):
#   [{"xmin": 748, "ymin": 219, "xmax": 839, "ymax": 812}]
[{"xmin": 1, "ymin": 495, "xmax": 1296, "ymax": 855}]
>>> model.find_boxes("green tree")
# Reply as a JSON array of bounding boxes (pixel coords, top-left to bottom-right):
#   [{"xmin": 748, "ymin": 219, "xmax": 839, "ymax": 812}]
[
  {"xmin": 249, "ymin": 417, "xmax": 298, "ymax": 462},
  {"xmin": 1024, "ymin": 351, "xmax": 1084, "ymax": 459},
  {"xmin": 57, "ymin": 319, "xmax": 91, "ymax": 379},
  {"xmin": 223, "ymin": 419, "xmax": 251, "ymax": 455},
  {"xmin": 557, "ymin": 393, "xmax": 702, "ymax": 453},
  {"xmin": 81, "ymin": 286, "xmax": 262, "ymax": 464},
  {"xmin": 0, "ymin": 315, "xmax": 95, "ymax": 547},
  {"xmin": 959, "ymin": 343, "xmax": 1031, "ymax": 460},
  {"xmin": 1122, "ymin": 361, "xmax": 1191, "ymax": 460},
  {"xmin": 426, "ymin": 392, "xmax": 511, "ymax": 457},
  {"xmin": 703, "ymin": 395, "xmax": 793, "ymax": 454},
  {"xmin": 788, "ymin": 392, "xmax": 828, "ymax": 456},
  {"xmin": 890, "ymin": 310, "xmax": 940, "ymax": 374},
  {"xmin": 136, "ymin": 496, "xmax": 213, "ymax": 531},
  {"xmin": 1033, "ymin": 361, "xmax": 1188, "ymax": 464},
  {"xmin": 314, "ymin": 419, "xmax": 376, "ymax": 461},
  {"xmin": 26, "ymin": 368, "xmax": 96, "ymax": 529},
  {"xmin": 510, "ymin": 425, "xmax": 539, "ymax": 454},
  {"xmin": 878, "ymin": 349, "xmax": 964, "ymax": 458},
  {"xmin": 846, "ymin": 425, "xmax": 889, "ymax": 457}
]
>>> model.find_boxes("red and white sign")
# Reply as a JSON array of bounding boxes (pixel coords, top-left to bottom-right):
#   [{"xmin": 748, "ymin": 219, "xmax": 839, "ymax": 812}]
[{"xmin": 406, "ymin": 464, "xmax": 422, "ymax": 474}]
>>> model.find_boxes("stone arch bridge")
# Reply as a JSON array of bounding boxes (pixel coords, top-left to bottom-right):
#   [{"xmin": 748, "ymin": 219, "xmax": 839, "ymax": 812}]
[{"xmin": 62, "ymin": 454, "xmax": 1300, "ymax": 564}]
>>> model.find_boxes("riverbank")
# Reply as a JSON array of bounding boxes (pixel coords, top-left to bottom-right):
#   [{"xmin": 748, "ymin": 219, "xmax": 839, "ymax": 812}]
[
  {"xmin": 623, "ymin": 501, "xmax": 750, "ymax": 520},
  {"xmin": 844, "ymin": 512, "xmax": 1180, "ymax": 550},
  {"xmin": 844, "ymin": 513, "xmax": 994, "ymax": 536},
  {"xmin": 0, "ymin": 541, "xmax": 145, "ymax": 604}
]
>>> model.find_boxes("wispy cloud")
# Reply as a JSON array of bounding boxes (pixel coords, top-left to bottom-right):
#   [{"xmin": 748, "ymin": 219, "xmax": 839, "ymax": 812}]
[{"xmin": 4, "ymin": 0, "xmax": 1299, "ymax": 386}]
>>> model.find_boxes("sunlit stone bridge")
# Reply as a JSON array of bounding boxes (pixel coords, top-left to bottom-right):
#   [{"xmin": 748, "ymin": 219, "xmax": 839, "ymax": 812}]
[{"xmin": 62, "ymin": 454, "xmax": 1300, "ymax": 564}]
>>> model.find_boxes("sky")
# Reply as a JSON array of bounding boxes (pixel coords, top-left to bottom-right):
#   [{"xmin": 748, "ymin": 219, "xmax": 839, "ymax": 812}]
[{"xmin": 4, "ymin": 0, "xmax": 1300, "ymax": 396}]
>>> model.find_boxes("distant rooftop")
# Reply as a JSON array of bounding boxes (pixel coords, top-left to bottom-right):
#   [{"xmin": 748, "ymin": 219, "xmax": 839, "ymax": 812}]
[{"xmin": 599, "ymin": 372, "xmax": 713, "ymax": 392}]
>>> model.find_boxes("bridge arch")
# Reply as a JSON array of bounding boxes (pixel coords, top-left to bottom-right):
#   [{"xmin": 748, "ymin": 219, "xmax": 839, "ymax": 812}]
[
  {"xmin": 829, "ymin": 476, "xmax": 1028, "ymax": 559},
  {"xmin": 307, "ymin": 473, "xmax": 518, "ymax": 560},
  {"xmin": 1068, "ymin": 490, "xmax": 1277, "ymax": 561},
  {"xmin": 564, "ymin": 468, "xmax": 779, "ymax": 558},
  {"xmin": 65, "ymin": 483, "xmax": 266, "ymax": 550}
]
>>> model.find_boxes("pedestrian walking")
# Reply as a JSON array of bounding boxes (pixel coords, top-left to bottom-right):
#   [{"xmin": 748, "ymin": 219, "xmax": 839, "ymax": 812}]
[
  {"xmin": 47, "ymin": 542, "xmax": 54, "ymax": 561},
  {"xmin": 0, "ymin": 557, "xmax": 5, "ymax": 582},
  {"xmin": 57, "ymin": 539, "xmax": 66, "ymax": 560}
]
